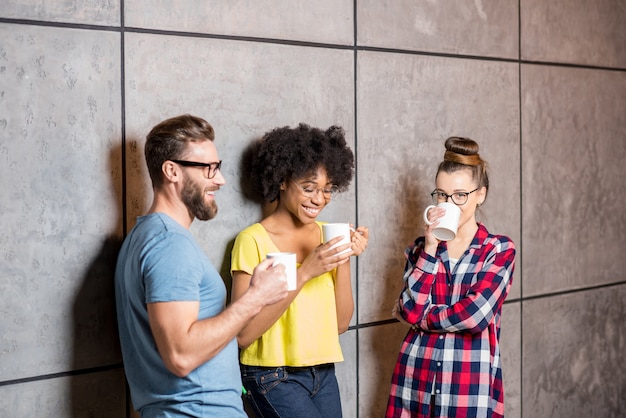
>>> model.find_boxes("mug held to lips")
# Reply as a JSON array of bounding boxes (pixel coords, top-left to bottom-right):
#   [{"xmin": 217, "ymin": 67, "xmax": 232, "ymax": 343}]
[{"xmin": 423, "ymin": 202, "xmax": 461, "ymax": 241}]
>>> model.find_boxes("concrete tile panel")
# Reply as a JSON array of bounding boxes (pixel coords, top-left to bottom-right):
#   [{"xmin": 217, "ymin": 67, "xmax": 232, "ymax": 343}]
[
  {"xmin": 500, "ymin": 302, "xmax": 521, "ymax": 418},
  {"xmin": 125, "ymin": 0, "xmax": 353, "ymax": 45},
  {"xmin": 358, "ymin": 322, "xmax": 409, "ymax": 418},
  {"xmin": 357, "ymin": 0, "xmax": 518, "ymax": 59},
  {"xmin": 522, "ymin": 285, "xmax": 626, "ymax": 416},
  {"xmin": 357, "ymin": 51, "xmax": 520, "ymax": 323},
  {"xmin": 337, "ymin": 329, "xmax": 357, "ymax": 418},
  {"xmin": 123, "ymin": 33, "xmax": 355, "ymax": 281},
  {"xmin": 521, "ymin": 65, "xmax": 626, "ymax": 296},
  {"xmin": 0, "ymin": 370, "xmax": 126, "ymax": 417},
  {"xmin": 0, "ymin": 1, "xmax": 120, "ymax": 26},
  {"xmin": 0, "ymin": 24, "xmax": 122, "ymax": 380},
  {"xmin": 521, "ymin": 0, "xmax": 626, "ymax": 68}
]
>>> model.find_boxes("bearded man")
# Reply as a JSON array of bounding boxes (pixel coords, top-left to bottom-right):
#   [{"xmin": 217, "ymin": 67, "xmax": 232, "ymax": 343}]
[{"xmin": 115, "ymin": 114, "xmax": 288, "ymax": 417}]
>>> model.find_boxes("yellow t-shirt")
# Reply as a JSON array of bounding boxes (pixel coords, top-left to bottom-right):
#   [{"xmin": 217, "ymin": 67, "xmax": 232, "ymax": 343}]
[{"xmin": 231, "ymin": 222, "xmax": 344, "ymax": 367}]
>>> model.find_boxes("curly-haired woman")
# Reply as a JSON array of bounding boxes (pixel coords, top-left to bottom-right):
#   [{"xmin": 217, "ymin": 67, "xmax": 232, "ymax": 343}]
[{"xmin": 230, "ymin": 123, "xmax": 369, "ymax": 417}]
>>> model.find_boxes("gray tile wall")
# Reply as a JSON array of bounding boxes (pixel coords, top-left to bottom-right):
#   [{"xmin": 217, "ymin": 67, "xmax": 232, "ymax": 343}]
[{"xmin": 1, "ymin": 1, "xmax": 624, "ymax": 417}]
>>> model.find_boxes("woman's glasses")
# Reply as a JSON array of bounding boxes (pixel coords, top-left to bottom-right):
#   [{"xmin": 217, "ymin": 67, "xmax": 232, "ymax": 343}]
[
  {"xmin": 430, "ymin": 188, "xmax": 479, "ymax": 206},
  {"xmin": 292, "ymin": 181, "xmax": 338, "ymax": 199}
]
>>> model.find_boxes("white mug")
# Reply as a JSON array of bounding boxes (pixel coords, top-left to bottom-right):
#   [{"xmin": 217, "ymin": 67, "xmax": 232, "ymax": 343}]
[
  {"xmin": 322, "ymin": 223, "xmax": 352, "ymax": 255},
  {"xmin": 423, "ymin": 202, "xmax": 461, "ymax": 241},
  {"xmin": 266, "ymin": 252, "xmax": 297, "ymax": 291}
]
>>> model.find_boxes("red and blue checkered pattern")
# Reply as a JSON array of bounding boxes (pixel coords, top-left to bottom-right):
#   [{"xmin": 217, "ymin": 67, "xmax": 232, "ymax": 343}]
[{"xmin": 386, "ymin": 223, "xmax": 516, "ymax": 418}]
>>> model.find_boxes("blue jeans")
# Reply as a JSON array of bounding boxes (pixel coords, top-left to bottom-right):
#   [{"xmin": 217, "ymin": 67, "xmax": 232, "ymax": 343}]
[{"xmin": 241, "ymin": 363, "xmax": 343, "ymax": 418}]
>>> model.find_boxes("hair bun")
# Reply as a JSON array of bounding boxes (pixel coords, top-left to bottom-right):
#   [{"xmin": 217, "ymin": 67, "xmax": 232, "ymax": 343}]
[{"xmin": 444, "ymin": 137, "xmax": 481, "ymax": 166}]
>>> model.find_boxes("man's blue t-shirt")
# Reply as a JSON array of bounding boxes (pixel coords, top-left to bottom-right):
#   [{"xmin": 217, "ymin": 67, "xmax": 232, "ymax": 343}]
[{"xmin": 115, "ymin": 213, "xmax": 245, "ymax": 417}]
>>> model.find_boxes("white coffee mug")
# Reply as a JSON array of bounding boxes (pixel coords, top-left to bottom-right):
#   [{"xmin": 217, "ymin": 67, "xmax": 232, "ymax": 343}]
[
  {"xmin": 322, "ymin": 223, "xmax": 352, "ymax": 255},
  {"xmin": 266, "ymin": 252, "xmax": 297, "ymax": 291},
  {"xmin": 423, "ymin": 202, "xmax": 461, "ymax": 241}
]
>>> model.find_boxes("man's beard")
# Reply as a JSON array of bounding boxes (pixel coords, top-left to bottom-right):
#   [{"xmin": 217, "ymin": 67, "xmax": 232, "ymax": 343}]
[{"xmin": 181, "ymin": 175, "xmax": 218, "ymax": 221}]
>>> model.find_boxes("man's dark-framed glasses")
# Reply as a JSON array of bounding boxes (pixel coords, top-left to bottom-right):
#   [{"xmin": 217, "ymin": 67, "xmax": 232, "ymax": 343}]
[
  {"xmin": 171, "ymin": 160, "xmax": 222, "ymax": 179},
  {"xmin": 430, "ymin": 188, "xmax": 479, "ymax": 206}
]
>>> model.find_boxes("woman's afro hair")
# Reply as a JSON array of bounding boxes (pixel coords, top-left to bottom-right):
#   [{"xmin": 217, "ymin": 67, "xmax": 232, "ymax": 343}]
[{"xmin": 250, "ymin": 123, "xmax": 355, "ymax": 202}]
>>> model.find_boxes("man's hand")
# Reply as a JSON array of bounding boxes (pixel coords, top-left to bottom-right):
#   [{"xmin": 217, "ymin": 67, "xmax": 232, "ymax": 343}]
[{"xmin": 247, "ymin": 258, "xmax": 289, "ymax": 306}]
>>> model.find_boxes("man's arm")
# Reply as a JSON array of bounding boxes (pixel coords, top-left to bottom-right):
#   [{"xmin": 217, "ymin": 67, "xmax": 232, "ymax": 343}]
[{"xmin": 148, "ymin": 259, "xmax": 287, "ymax": 377}]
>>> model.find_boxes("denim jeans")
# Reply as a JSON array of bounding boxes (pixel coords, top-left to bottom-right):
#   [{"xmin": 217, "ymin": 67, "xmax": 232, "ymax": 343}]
[{"xmin": 241, "ymin": 363, "xmax": 342, "ymax": 418}]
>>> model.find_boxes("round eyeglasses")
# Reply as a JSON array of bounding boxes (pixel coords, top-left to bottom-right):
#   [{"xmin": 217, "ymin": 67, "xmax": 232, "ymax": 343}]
[
  {"xmin": 292, "ymin": 181, "xmax": 338, "ymax": 199},
  {"xmin": 430, "ymin": 188, "xmax": 479, "ymax": 206},
  {"xmin": 171, "ymin": 160, "xmax": 222, "ymax": 179}
]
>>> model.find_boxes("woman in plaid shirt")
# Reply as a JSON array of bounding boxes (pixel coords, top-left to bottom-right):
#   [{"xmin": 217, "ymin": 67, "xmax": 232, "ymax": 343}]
[{"xmin": 386, "ymin": 137, "xmax": 516, "ymax": 418}]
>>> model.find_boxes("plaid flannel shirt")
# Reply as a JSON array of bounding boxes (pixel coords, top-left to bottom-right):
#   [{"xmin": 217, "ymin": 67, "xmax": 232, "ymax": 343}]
[{"xmin": 387, "ymin": 223, "xmax": 515, "ymax": 418}]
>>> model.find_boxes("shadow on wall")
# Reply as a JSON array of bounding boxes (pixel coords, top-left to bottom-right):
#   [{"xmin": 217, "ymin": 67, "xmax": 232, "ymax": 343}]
[
  {"xmin": 219, "ymin": 137, "xmax": 276, "ymax": 303},
  {"xmin": 71, "ymin": 144, "xmax": 125, "ymax": 416},
  {"xmin": 239, "ymin": 136, "xmax": 277, "ymax": 219}
]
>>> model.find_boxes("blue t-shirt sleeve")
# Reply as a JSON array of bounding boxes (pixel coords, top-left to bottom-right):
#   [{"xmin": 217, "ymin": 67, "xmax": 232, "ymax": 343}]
[{"xmin": 143, "ymin": 231, "xmax": 203, "ymax": 303}]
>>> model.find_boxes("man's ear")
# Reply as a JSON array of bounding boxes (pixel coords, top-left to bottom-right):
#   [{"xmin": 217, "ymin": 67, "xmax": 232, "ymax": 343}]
[{"xmin": 162, "ymin": 160, "xmax": 181, "ymax": 183}]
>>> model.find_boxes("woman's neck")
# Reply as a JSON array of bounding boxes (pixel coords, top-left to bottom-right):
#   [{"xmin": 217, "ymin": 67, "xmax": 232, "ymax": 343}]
[{"xmin": 445, "ymin": 220, "xmax": 478, "ymax": 259}]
